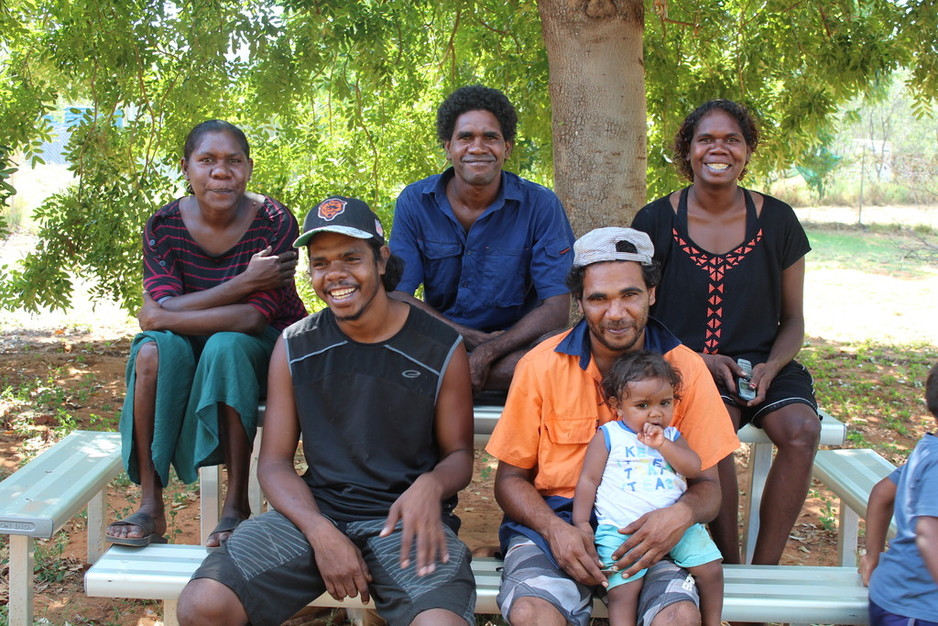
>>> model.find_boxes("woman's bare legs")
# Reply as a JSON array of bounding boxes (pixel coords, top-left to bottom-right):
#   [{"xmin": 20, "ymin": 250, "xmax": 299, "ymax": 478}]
[
  {"xmin": 753, "ymin": 404, "xmax": 820, "ymax": 565},
  {"xmin": 107, "ymin": 341, "xmax": 166, "ymax": 542},
  {"xmin": 709, "ymin": 403, "xmax": 819, "ymax": 566}
]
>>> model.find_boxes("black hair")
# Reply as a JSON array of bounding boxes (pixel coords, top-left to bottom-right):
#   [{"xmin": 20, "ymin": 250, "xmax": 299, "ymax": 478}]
[
  {"xmin": 601, "ymin": 351, "xmax": 683, "ymax": 405},
  {"xmin": 673, "ymin": 99, "xmax": 759, "ymax": 182},
  {"xmin": 926, "ymin": 362, "xmax": 938, "ymax": 419},
  {"xmin": 367, "ymin": 238, "xmax": 404, "ymax": 293},
  {"xmin": 436, "ymin": 85, "xmax": 518, "ymax": 145},
  {"xmin": 565, "ymin": 239, "xmax": 662, "ymax": 300},
  {"xmin": 183, "ymin": 120, "xmax": 250, "ymax": 160}
]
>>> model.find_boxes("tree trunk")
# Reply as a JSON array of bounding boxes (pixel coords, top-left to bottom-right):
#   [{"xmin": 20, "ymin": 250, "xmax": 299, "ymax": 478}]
[{"xmin": 538, "ymin": 0, "xmax": 646, "ymax": 236}]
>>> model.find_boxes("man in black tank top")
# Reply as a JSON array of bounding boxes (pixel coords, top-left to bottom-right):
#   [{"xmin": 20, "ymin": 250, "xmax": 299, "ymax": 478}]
[{"xmin": 179, "ymin": 197, "xmax": 477, "ymax": 626}]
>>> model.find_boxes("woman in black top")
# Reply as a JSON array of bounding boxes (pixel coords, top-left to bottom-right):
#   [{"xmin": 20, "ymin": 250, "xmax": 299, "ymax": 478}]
[{"xmin": 632, "ymin": 100, "xmax": 819, "ymax": 567}]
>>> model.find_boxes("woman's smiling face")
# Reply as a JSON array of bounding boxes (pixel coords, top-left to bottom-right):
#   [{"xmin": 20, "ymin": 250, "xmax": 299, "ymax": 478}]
[{"xmin": 687, "ymin": 109, "xmax": 752, "ymax": 185}]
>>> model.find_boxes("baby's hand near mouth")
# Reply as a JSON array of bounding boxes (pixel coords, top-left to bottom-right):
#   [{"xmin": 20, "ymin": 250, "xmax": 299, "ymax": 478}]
[{"xmin": 637, "ymin": 423, "xmax": 665, "ymax": 448}]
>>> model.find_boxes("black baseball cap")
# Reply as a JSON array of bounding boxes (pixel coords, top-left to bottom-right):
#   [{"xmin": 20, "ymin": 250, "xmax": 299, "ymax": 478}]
[{"xmin": 293, "ymin": 196, "xmax": 385, "ymax": 247}]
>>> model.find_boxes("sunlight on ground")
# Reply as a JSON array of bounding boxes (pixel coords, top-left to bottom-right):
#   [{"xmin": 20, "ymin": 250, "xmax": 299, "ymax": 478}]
[{"xmin": 805, "ymin": 266, "xmax": 938, "ymax": 345}]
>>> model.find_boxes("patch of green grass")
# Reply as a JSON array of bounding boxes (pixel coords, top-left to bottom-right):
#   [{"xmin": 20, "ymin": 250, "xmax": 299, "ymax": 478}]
[
  {"xmin": 64, "ymin": 322, "xmax": 93, "ymax": 335},
  {"xmin": 110, "ymin": 470, "xmax": 134, "ymax": 488},
  {"xmin": 799, "ymin": 338, "xmax": 938, "ymax": 462},
  {"xmin": 805, "ymin": 224, "xmax": 938, "ymax": 276},
  {"xmin": 2, "ymin": 363, "xmax": 111, "ymax": 434},
  {"xmin": 33, "ymin": 371, "xmax": 70, "ymax": 406},
  {"xmin": 478, "ymin": 452, "xmax": 494, "ymax": 481},
  {"xmin": 34, "ymin": 531, "xmax": 75, "ymax": 584},
  {"xmin": 106, "ymin": 469, "xmax": 200, "ymax": 543},
  {"xmin": 808, "ymin": 489, "xmax": 838, "ymax": 532},
  {"xmin": 1, "ymin": 383, "xmax": 22, "ymax": 402},
  {"xmin": 808, "ymin": 227, "xmax": 897, "ymax": 263},
  {"xmin": 166, "ymin": 474, "xmax": 199, "ymax": 541},
  {"xmin": 89, "ymin": 411, "xmax": 120, "ymax": 429},
  {"xmin": 846, "ymin": 430, "xmax": 870, "ymax": 446},
  {"xmin": 73, "ymin": 372, "xmax": 99, "ymax": 402},
  {"xmin": 51, "ymin": 407, "xmax": 77, "ymax": 436}
]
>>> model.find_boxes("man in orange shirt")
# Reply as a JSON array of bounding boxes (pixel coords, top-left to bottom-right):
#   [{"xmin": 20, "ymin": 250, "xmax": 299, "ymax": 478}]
[{"xmin": 486, "ymin": 227, "xmax": 739, "ymax": 626}]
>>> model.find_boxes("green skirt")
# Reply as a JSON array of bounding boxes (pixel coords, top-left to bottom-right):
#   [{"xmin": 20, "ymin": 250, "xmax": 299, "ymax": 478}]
[{"xmin": 119, "ymin": 327, "xmax": 279, "ymax": 486}]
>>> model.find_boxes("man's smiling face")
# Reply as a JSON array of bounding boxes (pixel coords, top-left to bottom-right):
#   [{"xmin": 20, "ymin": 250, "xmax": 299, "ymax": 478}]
[
  {"xmin": 578, "ymin": 261, "xmax": 656, "ymax": 361},
  {"xmin": 308, "ymin": 232, "xmax": 387, "ymax": 323},
  {"xmin": 444, "ymin": 109, "xmax": 512, "ymax": 188}
]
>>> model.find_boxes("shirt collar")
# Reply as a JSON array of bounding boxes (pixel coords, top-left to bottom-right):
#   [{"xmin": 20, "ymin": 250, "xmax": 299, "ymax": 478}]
[
  {"xmin": 429, "ymin": 167, "xmax": 455, "ymax": 197},
  {"xmin": 555, "ymin": 316, "xmax": 683, "ymax": 371},
  {"xmin": 427, "ymin": 168, "xmax": 522, "ymax": 212}
]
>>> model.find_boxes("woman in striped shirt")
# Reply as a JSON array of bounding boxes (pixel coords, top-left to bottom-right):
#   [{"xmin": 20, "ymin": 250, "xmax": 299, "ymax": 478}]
[{"xmin": 106, "ymin": 120, "xmax": 306, "ymax": 548}]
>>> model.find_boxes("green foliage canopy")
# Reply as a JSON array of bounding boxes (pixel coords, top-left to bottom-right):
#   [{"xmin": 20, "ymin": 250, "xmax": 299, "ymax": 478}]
[{"xmin": 0, "ymin": 0, "xmax": 934, "ymax": 313}]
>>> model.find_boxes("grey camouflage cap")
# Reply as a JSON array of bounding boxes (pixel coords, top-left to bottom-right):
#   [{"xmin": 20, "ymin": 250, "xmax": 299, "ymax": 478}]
[{"xmin": 572, "ymin": 227, "xmax": 654, "ymax": 268}]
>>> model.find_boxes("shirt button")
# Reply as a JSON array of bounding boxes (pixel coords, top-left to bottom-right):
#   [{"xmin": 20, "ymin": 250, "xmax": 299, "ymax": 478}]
[
  {"xmin": 159, "ymin": 260, "xmax": 166, "ymax": 267},
  {"xmin": 466, "ymin": 250, "xmax": 472, "ymax": 255},
  {"xmin": 149, "ymin": 239, "xmax": 156, "ymax": 245},
  {"xmin": 462, "ymin": 281, "xmax": 469, "ymax": 287}
]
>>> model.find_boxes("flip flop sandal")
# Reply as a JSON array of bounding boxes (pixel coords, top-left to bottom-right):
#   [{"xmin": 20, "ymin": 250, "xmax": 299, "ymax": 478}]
[
  {"xmin": 106, "ymin": 511, "xmax": 168, "ymax": 547},
  {"xmin": 206, "ymin": 516, "xmax": 245, "ymax": 546}
]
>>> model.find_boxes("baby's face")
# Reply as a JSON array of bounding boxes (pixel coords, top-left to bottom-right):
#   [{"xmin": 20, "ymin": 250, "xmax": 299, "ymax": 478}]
[{"xmin": 615, "ymin": 377, "xmax": 675, "ymax": 433}]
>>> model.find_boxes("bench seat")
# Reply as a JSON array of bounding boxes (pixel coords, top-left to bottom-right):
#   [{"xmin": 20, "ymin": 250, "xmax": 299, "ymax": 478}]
[
  {"xmin": 202, "ymin": 405, "xmax": 849, "ymax": 557},
  {"xmin": 0, "ymin": 430, "xmax": 123, "ymax": 626},
  {"xmin": 811, "ymin": 448, "xmax": 897, "ymax": 566},
  {"xmin": 86, "ymin": 544, "xmax": 869, "ymax": 625}
]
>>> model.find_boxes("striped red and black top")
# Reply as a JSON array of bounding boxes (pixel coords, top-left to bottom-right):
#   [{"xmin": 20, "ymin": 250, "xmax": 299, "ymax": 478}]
[{"xmin": 142, "ymin": 195, "xmax": 307, "ymax": 331}]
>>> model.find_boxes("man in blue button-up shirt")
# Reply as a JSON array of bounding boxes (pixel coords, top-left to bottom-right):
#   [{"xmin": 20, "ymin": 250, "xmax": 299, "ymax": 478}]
[{"xmin": 390, "ymin": 86, "xmax": 576, "ymax": 394}]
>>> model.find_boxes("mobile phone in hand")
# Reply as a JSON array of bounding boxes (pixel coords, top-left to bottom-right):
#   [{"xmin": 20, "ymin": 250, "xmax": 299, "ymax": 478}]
[{"xmin": 737, "ymin": 358, "xmax": 756, "ymax": 401}]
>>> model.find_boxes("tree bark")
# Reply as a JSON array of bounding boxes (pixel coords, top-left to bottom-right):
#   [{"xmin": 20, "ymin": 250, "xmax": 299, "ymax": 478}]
[{"xmin": 538, "ymin": 0, "xmax": 646, "ymax": 235}]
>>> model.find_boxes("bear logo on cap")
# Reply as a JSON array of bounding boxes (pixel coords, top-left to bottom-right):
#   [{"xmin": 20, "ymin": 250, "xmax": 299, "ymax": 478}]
[{"xmin": 317, "ymin": 198, "xmax": 347, "ymax": 221}]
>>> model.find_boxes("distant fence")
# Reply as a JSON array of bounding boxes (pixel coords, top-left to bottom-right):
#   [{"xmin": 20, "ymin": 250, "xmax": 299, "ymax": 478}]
[{"xmin": 37, "ymin": 107, "xmax": 124, "ymax": 165}]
